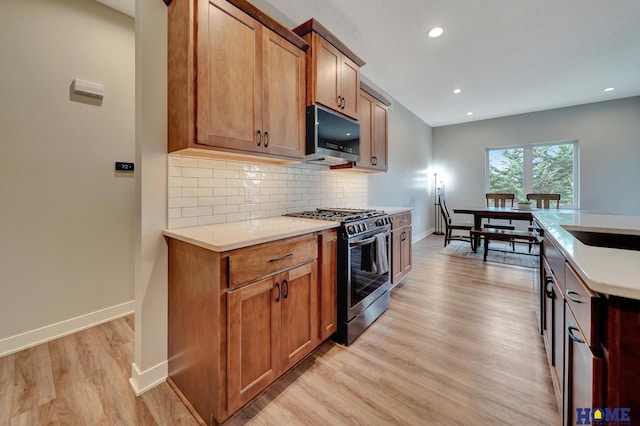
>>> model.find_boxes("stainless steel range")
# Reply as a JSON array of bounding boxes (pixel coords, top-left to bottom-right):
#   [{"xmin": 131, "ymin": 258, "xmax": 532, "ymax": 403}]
[{"xmin": 285, "ymin": 208, "xmax": 392, "ymax": 345}]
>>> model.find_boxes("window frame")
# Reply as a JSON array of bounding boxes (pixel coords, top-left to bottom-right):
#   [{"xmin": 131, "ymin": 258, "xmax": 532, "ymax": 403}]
[{"xmin": 485, "ymin": 140, "xmax": 579, "ymax": 209}]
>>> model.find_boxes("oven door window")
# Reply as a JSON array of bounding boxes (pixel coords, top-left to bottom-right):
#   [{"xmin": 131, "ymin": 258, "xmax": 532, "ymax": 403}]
[{"xmin": 348, "ymin": 233, "xmax": 389, "ymax": 312}]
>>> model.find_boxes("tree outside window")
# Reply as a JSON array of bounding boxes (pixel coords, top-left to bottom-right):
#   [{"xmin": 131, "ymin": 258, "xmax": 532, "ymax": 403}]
[{"xmin": 487, "ymin": 141, "xmax": 578, "ymax": 207}]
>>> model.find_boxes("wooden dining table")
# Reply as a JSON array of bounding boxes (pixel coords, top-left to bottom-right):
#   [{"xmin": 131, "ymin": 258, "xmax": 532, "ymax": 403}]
[
  {"xmin": 453, "ymin": 206, "xmax": 536, "ymax": 250},
  {"xmin": 453, "ymin": 206, "xmax": 535, "ymax": 229}
]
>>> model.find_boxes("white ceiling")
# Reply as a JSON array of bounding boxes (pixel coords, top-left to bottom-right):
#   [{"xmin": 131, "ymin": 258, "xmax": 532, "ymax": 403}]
[{"xmin": 256, "ymin": 0, "xmax": 640, "ymax": 127}]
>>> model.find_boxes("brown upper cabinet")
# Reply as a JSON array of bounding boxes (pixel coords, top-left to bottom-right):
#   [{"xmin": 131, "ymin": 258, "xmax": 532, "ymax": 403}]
[
  {"xmin": 167, "ymin": 0, "xmax": 308, "ymax": 161},
  {"xmin": 333, "ymin": 82, "xmax": 391, "ymax": 172},
  {"xmin": 293, "ymin": 19, "xmax": 365, "ymax": 120}
]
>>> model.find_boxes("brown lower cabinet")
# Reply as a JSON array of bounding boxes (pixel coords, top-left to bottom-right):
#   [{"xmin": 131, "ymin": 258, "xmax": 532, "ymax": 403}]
[
  {"xmin": 227, "ymin": 261, "xmax": 318, "ymax": 412},
  {"xmin": 391, "ymin": 212, "xmax": 412, "ymax": 286},
  {"xmin": 167, "ymin": 229, "xmax": 336, "ymax": 425},
  {"xmin": 539, "ymin": 229, "xmax": 640, "ymax": 425}
]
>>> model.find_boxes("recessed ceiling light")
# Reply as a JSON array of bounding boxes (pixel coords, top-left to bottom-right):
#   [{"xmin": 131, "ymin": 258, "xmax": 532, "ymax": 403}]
[
  {"xmin": 466, "ymin": 112, "xmax": 473, "ymax": 116},
  {"xmin": 428, "ymin": 27, "xmax": 444, "ymax": 38},
  {"xmin": 453, "ymin": 89, "xmax": 462, "ymax": 94},
  {"xmin": 604, "ymin": 87, "xmax": 615, "ymax": 92}
]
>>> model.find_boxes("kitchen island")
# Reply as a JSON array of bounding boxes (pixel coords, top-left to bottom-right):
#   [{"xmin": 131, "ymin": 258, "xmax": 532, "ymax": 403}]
[{"xmin": 533, "ymin": 211, "xmax": 640, "ymax": 425}]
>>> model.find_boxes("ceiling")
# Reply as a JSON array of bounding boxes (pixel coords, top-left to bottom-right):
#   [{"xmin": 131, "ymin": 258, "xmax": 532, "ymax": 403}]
[{"xmin": 254, "ymin": 0, "xmax": 640, "ymax": 127}]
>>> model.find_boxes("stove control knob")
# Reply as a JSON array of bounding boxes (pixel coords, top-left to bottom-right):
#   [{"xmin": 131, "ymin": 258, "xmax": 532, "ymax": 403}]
[
  {"xmin": 347, "ymin": 225, "xmax": 355, "ymax": 235},
  {"xmin": 375, "ymin": 219, "xmax": 383, "ymax": 226},
  {"xmin": 361, "ymin": 223, "xmax": 367, "ymax": 232}
]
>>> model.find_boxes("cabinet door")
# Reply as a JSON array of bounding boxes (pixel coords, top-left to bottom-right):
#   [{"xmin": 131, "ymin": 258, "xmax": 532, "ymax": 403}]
[
  {"xmin": 281, "ymin": 262, "xmax": 319, "ymax": 370},
  {"xmin": 227, "ymin": 276, "xmax": 281, "ymax": 412},
  {"xmin": 372, "ymin": 101, "xmax": 388, "ymax": 170},
  {"xmin": 339, "ymin": 55, "xmax": 360, "ymax": 119},
  {"xmin": 564, "ymin": 306, "xmax": 603, "ymax": 425},
  {"xmin": 318, "ymin": 231, "xmax": 337, "ymax": 340},
  {"xmin": 356, "ymin": 92, "xmax": 373, "ymax": 168},
  {"xmin": 262, "ymin": 29, "xmax": 305, "ymax": 158},
  {"xmin": 314, "ymin": 36, "xmax": 341, "ymax": 111},
  {"xmin": 400, "ymin": 227, "xmax": 412, "ymax": 276},
  {"xmin": 200, "ymin": 0, "xmax": 262, "ymax": 152},
  {"xmin": 552, "ymin": 280, "xmax": 565, "ymax": 405}
]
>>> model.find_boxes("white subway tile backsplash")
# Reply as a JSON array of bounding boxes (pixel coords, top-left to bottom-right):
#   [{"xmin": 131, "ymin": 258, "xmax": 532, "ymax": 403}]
[
  {"xmin": 183, "ymin": 187, "xmax": 213, "ymax": 197},
  {"xmin": 182, "ymin": 206, "xmax": 213, "ymax": 218},
  {"xmin": 214, "ymin": 205, "xmax": 239, "ymax": 215},
  {"xmin": 167, "ymin": 154, "xmax": 368, "ymax": 229},
  {"xmin": 168, "ymin": 197, "xmax": 198, "ymax": 208},
  {"xmin": 199, "ymin": 178, "xmax": 227, "ymax": 188},
  {"xmin": 183, "ymin": 167, "xmax": 213, "ymax": 178}
]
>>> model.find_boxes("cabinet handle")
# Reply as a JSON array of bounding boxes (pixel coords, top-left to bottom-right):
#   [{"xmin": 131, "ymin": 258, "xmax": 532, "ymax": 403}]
[
  {"xmin": 566, "ymin": 290, "xmax": 582, "ymax": 303},
  {"xmin": 275, "ymin": 282, "xmax": 281, "ymax": 302},
  {"xmin": 372, "ymin": 156, "xmax": 377, "ymax": 166},
  {"xmin": 545, "ymin": 281, "xmax": 554, "ymax": 299},
  {"xmin": 264, "ymin": 131, "xmax": 269, "ymax": 148},
  {"xmin": 337, "ymin": 95, "xmax": 343, "ymax": 107},
  {"xmin": 341, "ymin": 97, "xmax": 346, "ymax": 109},
  {"xmin": 269, "ymin": 253, "xmax": 293, "ymax": 263},
  {"xmin": 257, "ymin": 130, "xmax": 262, "ymax": 147},
  {"xmin": 283, "ymin": 279, "xmax": 289, "ymax": 299},
  {"xmin": 567, "ymin": 325, "xmax": 585, "ymax": 343}
]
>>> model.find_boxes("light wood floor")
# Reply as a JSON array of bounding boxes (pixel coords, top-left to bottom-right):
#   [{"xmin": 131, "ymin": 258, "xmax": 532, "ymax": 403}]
[{"xmin": 0, "ymin": 235, "xmax": 560, "ymax": 425}]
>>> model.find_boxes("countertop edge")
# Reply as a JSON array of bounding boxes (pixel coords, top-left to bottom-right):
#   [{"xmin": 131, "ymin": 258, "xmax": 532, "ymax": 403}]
[{"xmin": 164, "ymin": 220, "xmax": 339, "ymax": 252}]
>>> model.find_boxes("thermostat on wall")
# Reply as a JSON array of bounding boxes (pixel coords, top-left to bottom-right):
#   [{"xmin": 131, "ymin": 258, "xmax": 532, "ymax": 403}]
[{"xmin": 72, "ymin": 78, "xmax": 104, "ymax": 98}]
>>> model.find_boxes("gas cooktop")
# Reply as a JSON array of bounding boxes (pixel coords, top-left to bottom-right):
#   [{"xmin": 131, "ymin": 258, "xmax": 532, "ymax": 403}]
[{"xmin": 285, "ymin": 208, "xmax": 385, "ymax": 223}]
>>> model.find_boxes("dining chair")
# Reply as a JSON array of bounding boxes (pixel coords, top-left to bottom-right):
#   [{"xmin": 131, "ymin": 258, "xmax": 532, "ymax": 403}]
[
  {"xmin": 440, "ymin": 196, "xmax": 474, "ymax": 250},
  {"xmin": 484, "ymin": 193, "xmax": 516, "ymax": 249},
  {"xmin": 526, "ymin": 193, "xmax": 560, "ymax": 251},
  {"xmin": 526, "ymin": 193, "xmax": 561, "ymax": 209},
  {"xmin": 485, "ymin": 193, "xmax": 515, "ymax": 208}
]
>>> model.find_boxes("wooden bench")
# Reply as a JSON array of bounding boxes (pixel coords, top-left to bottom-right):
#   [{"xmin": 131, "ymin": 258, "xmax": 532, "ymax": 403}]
[{"xmin": 471, "ymin": 227, "xmax": 539, "ymax": 261}]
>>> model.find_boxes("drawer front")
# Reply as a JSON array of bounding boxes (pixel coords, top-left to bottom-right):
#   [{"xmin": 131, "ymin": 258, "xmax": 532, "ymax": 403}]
[
  {"xmin": 543, "ymin": 237, "xmax": 565, "ymax": 291},
  {"xmin": 565, "ymin": 262, "xmax": 600, "ymax": 350},
  {"xmin": 391, "ymin": 212, "xmax": 411, "ymax": 230},
  {"xmin": 228, "ymin": 236, "xmax": 317, "ymax": 287}
]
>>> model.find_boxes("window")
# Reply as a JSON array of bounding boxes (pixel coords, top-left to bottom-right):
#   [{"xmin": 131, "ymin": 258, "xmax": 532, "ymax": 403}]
[{"xmin": 486, "ymin": 141, "xmax": 578, "ymax": 207}]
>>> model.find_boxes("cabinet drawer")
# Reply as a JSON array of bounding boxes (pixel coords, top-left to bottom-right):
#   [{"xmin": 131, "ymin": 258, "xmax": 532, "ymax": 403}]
[
  {"xmin": 543, "ymin": 237, "xmax": 565, "ymax": 291},
  {"xmin": 228, "ymin": 236, "xmax": 317, "ymax": 287},
  {"xmin": 565, "ymin": 262, "xmax": 600, "ymax": 350},
  {"xmin": 391, "ymin": 213, "xmax": 411, "ymax": 230}
]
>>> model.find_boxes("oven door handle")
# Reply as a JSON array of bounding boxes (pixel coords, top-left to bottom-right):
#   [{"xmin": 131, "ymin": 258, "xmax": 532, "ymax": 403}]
[{"xmin": 349, "ymin": 232, "xmax": 388, "ymax": 248}]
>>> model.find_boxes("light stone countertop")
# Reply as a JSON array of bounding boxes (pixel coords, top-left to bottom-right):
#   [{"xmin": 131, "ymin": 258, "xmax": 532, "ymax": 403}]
[
  {"xmin": 164, "ymin": 217, "xmax": 339, "ymax": 252},
  {"xmin": 366, "ymin": 206, "xmax": 412, "ymax": 215},
  {"xmin": 534, "ymin": 211, "xmax": 640, "ymax": 300}
]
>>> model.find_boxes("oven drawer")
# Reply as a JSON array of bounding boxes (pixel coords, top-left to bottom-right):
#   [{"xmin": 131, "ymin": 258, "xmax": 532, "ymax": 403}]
[
  {"xmin": 391, "ymin": 212, "xmax": 411, "ymax": 230},
  {"xmin": 564, "ymin": 262, "xmax": 600, "ymax": 351},
  {"xmin": 228, "ymin": 236, "xmax": 317, "ymax": 288}
]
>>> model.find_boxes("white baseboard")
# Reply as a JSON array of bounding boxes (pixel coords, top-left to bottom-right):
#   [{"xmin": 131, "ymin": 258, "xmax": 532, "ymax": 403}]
[
  {"xmin": 413, "ymin": 230, "xmax": 429, "ymax": 243},
  {"xmin": 0, "ymin": 300, "xmax": 134, "ymax": 358},
  {"xmin": 129, "ymin": 360, "xmax": 168, "ymax": 396}
]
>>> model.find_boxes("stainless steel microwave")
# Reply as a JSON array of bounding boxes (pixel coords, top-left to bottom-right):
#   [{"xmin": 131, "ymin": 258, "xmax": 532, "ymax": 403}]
[{"xmin": 305, "ymin": 104, "xmax": 360, "ymax": 166}]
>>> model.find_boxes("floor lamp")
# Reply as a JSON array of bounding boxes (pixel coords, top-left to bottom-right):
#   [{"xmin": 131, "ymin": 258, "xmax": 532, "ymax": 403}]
[{"xmin": 433, "ymin": 173, "xmax": 443, "ymax": 235}]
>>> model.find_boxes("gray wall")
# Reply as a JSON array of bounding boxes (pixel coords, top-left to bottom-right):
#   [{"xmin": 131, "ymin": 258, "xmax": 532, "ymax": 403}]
[
  {"xmin": 433, "ymin": 97, "xmax": 640, "ymax": 217},
  {"xmin": 0, "ymin": 0, "xmax": 135, "ymax": 354},
  {"xmin": 369, "ymin": 100, "xmax": 433, "ymax": 239}
]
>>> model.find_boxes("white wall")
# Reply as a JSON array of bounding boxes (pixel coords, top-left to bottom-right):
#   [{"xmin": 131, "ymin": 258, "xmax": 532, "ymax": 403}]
[
  {"xmin": 433, "ymin": 97, "xmax": 640, "ymax": 217},
  {"xmin": 0, "ymin": 0, "xmax": 135, "ymax": 355},
  {"xmin": 368, "ymin": 100, "xmax": 433, "ymax": 240}
]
